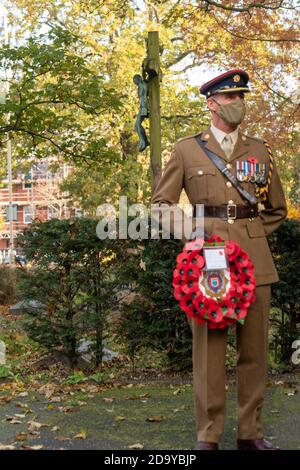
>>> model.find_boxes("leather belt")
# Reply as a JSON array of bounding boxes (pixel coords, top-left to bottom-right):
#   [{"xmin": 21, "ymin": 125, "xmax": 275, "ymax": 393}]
[{"xmin": 193, "ymin": 203, "xmax": 258, "ymax": 220}]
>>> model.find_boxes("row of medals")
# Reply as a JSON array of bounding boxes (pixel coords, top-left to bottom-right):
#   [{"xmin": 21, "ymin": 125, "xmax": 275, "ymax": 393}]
[{"xmin": 236, "ymin": 161, "xmax": 267, "ymax": 185}]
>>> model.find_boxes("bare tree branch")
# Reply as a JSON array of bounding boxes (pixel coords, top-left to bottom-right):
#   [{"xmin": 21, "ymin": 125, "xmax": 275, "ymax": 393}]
[
  {"xmin": 199, "ymin": 0, "xmax": 294, "ymax": 13},
  {"xmin": 210, "ymin": 11, "xmax": 300, "ymax": 42},
  {"xmin": 161, "ymin": 114, "xmax": 204, "ymax": 120},
  {"xmin": 144, "ymin": 0, "xmax": 160, "ymax": 23},
  {"xmin": 254, "ymin": 70, "xmax": 299, "ymax": 104},
  {"xmin": 165, "ymin": 49, "xmax": 196, "ymax": 68}
]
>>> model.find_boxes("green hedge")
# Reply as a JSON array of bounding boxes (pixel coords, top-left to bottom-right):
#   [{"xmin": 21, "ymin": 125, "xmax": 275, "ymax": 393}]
[{"xmin": 15, "ymin": 217, "xmax": 300, "ymax": 371}]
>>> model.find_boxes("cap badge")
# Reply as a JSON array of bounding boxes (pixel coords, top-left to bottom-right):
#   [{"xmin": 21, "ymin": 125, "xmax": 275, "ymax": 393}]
[{"xmin": 233, "ymin": 75, "xmax": 240, "ymax": 82}]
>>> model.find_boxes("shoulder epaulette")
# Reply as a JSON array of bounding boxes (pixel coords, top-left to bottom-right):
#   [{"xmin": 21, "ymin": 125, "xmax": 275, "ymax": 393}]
[
  {"xmin": 177, "ymin": 132, "xmax": 202, "ymax": 144},
  {"xmin": 243, "ymin": 133, "xmax": 264, "ymax": 144}
]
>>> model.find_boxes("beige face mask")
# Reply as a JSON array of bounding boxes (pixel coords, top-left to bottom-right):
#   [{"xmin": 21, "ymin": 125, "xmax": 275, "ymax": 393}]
[{"xmin": 212, "ymin": 97, "xmax": 246, "ymax": 126}]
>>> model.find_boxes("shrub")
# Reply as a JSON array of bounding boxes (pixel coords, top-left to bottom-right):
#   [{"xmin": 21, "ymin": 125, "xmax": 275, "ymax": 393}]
[
  {"xmin": 117, "ymin": 237, "xmax": 192, "ymax": 371},
  {"xmin": 269, "ymin": 218, "xmax": 300, "ymax": 364},
  {"xmin": 17, "ymin": 218, "xmax": 127, "ymax": 368}
]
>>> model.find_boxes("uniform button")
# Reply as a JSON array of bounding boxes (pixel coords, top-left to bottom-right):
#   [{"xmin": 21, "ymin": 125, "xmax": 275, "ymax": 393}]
[
  {"xmin": 242, "ymin": 136, "xmax": 247, "ymax": 141},
  {"xmin": 198, "ymin": 170, "xmax": 203, "ymax": 175},
  {"xmin": 228, "ymin": 200, "xmax": 234, "ymax": 204},
  {"xmin": 228, "ymin": 219, "xmax": 234, "ymax": 224},
  {"xmin": 226, "ymin": 181, "xmax": 232, "ymax": 188},
  {"xmin": 226, "ymin": 163, "xmax": 232, "ymax": 169}
]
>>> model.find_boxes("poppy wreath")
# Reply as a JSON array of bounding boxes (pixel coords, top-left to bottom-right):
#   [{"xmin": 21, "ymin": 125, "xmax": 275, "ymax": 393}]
[{"xmin": 172, "ymin": 234, "xmax": 256, "ymax": 329}]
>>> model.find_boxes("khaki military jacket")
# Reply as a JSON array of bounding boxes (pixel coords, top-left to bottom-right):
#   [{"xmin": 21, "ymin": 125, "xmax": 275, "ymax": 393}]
[{"xmin": 151, "ymin": 127, "xmax": 287, "ymax": 285}]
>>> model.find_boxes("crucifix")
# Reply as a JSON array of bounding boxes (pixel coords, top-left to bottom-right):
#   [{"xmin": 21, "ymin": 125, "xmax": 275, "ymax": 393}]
[{"xmin": 133, "ymin": 31, "xmax": 162, "ymax": 191}]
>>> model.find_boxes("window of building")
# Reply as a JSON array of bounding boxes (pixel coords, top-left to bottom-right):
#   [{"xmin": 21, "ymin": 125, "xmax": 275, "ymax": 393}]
[
  {"xmin": 32, "ymin": 162, "xmax": 49, "ymax": 180},
  {"xmin": 23, "ymin": 205, "xmax": 33, "ymax": 224},
  {"xmin": 48, "ymin": 205, "xmax": 60, "ymax": 220},
  {"xmin": 5, "ymin": 205, "xmax": 18, "ymax": 222},
  {"xmin": 23, "ymin": 170, "xmax": 32, "ymax": 189},
  {"xmin": 75, "ymin": 208, "xmax": 84, "ymax": 218}
]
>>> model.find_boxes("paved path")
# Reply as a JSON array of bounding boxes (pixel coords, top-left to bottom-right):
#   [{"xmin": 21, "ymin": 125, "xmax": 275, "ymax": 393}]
[{"xmin": 0, "ymin": 381, "xmax": 299, "ymax": 450}]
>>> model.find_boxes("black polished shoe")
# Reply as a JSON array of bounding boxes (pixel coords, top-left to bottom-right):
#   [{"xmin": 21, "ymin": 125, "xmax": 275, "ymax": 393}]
[
  {"xmin": 194, "ymin": 441, "xmax": 218, "ymax": 450},
  {"xmin": 237, "ymin": 438, "xmax": 280, "ymax": 450}
]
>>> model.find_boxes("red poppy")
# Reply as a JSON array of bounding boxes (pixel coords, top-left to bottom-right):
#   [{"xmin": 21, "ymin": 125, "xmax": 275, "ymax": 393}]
[
  {"xmin": 247, "ymin": 156, "xmax": 258, "ymax": 164},
  {"xmin": 234, "ymin": 303, "xmax": 247, "ymax": 320},
  {"xmin": 235, "ymin": 252, "xmax": 249, "ymax": 269},
  {"xmin": 182, "ymin": 282, "xmax": 199, "ymax": 298},
  {"xmin": 194, "ymin": 295, "xmax": 207, "ymax": 315},
  {"xmin": 188, "ymin": 253, "xmax": 205, "ymax": 269},
  {"xmin": 240, "ymin": 275, "xmax": 256, "ymax": 291},
  {"xmin": 176, "ymin": 263, "xmax": 199, "ymax": 279},
  {"xmin": 179, "ymin": 295, "xmax": 194, "ymax": 315},
  {"xmin": 206, "ymin": 234, "xmax": 223, "ymax": 244},
  {"xmin": 219, "ymin": 301, "xmax": 235, "ymax": 318},
  {"xmin": 225, "ymin": 241, "xmax": 240, "ymax": 260},
  {"xmin": 176, "ymin": 252, "xmax": 190, "ymax": 265},
  {"xmin": 208, "ymin": 308, "xmax": 224, "ymax": 323},
  {"xmin": 174, "ymin": 286, "xmax": 186, "ymax": 301}
]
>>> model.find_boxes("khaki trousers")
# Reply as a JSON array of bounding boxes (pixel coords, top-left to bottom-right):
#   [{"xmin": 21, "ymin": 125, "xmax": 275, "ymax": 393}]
[{"xmin": 190, "ymin": 285, "xmax": 271, "ymax": 443}]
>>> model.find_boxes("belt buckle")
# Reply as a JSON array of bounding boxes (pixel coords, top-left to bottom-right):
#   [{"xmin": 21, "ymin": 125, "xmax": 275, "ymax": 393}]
[
  {"xmin": 227, "ymin": 203, "xmax": 237, "ymax": 220},
  {"xmin": 248, "ymin": 205, "xmax": 257, "ymax": 221}
]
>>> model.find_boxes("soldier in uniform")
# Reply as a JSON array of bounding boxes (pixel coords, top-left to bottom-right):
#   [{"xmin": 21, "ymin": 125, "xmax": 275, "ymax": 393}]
[{"xmin": 151, "ymin": 70, "xmax": 287, "ymax": 450}]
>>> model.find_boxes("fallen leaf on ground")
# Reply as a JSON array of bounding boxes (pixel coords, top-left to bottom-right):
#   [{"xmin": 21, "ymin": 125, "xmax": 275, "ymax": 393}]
[
  {"xmin": 37, "ymin": 384, "xmax": 57, "ymax": 399},
  {"xmin": 49, "ymin": 396, "xmax": 62, "ymax": 403},
  {"xmin": 58, "ymin": 406, "xmax": 73, "ymax": 413},
  {"xmin": 15, "ymin": 402, "xmax": 33, "ymax": 413},
  {"xmin": 0, "ymin": 443, "xmax": 16, "ymax": 450},
  {"xmin": 114, "ymin": 415, "xmax": 126, "ymax": 421},
  {"xmin": 28, "ymin": 421, "xmax": 49, "ymax": 431},
  {"xmin": 146, "ymin": 416, "xmax": 167, "ymax": 422},
  {"xmin": 126, "ymin": 393, "xmax": 150, "ymax": 401},
  {"xmin": 85, "ymin": 385, "xmax": 98, "ymax": 393},
  {"xmin": 284, "ymin": 389, "xmax": 298, "ymax": 396},
  {"xmin": 174, "ymin": 404, "xmax": 186, "ymax": 412},
  {"xmin": 15, "ymin": 432, "xmax": 28, "ymax": 442},
  {"xmin": 128, "ymin": 443, "xmax": 144, "ymax": 449},
  {"xmin": 0, "ymin": 396, "xmax": 13, "ymax": 403},
  {"xmin": 6, "ymin": 417, "xmax": 23, "ymax": 424},
  {"xmin": 51, "ymin": 426, "xmax": 60, "ymax": 432},
  {"xmin": 140, "ymin": 260, "xmax": 146, "ymax": 271},
  {"xmin": 74, "ymin": 429, "xmax": 87, "ymax": 440},
  {"xmin": 21, "ymin": 444, "xmax": 44, "ymax": 450},
  {"xmin": 55, "ymin": 436, "xmax": 71, "ymax": 441},
  {"xmin": 103, "ymin": 397, "xmax": 114, "ymax": 403}
]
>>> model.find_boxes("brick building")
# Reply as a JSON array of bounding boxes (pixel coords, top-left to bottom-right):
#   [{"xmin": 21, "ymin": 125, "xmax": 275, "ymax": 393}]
[{"xmin": 0, "ymin": 161, "xmax": 81, "ymax": 260}]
